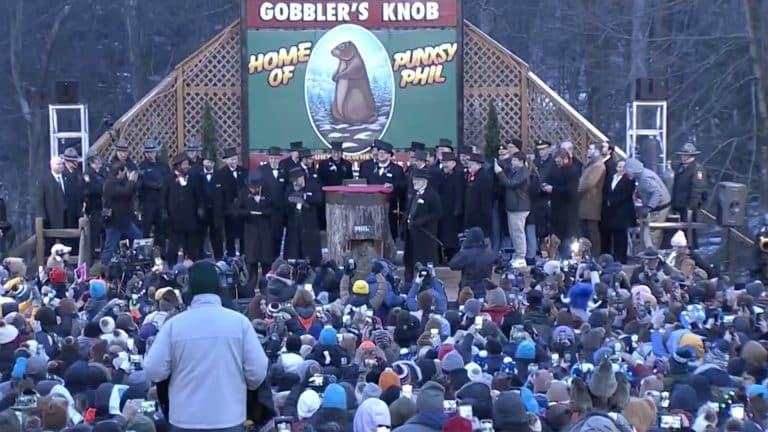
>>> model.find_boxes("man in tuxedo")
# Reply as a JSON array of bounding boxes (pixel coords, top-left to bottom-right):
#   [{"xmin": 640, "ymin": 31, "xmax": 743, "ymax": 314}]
[
  {"xmin": 359, "ymin": 141, "xmax": 380, "ymax": 180},
  {"xmin": 365, "ymin": 141, "xmax": 406, "ymax": 241},
  {"xmin": 404, "ymin": 168, "xmax": 442, "ymax": 281},
  {"xmin": 38, "ymin": 156, "xmax": 67, "ymax": 230},
  {"xmin": 317, "ymin": 141, "xmax": 353, "ymax": 187},
  {"xmin": 165, "ymin": 155, "xmax": 203, "ymax": 265},
  {"xmin": 219, "ymin": 147, "xmax": 248, "ymax": 257},
  {"xmin": 256, "ymin": 147, "xmax": 287, "ymax": 259},
  {"xmin": 437, "ymin": 152, "xmax": 465, "ymax": 261},
  {"xmin": 198, "ymin": 151, "xmax": 225, "ymax": 260},
  {"xmin": 463, "ymin": 153, "xmax": 493, "ymax": 240},
  {"xmin": 297, "ymin": 149, "xmax": 317, "ymax": 181},
  {"xmin": 284, "ymin": 167, "xmax": 323, "ymax": 266},
  {"xmin": 279, "ymin": 141, "xmax": 302, "ymax": 175}
]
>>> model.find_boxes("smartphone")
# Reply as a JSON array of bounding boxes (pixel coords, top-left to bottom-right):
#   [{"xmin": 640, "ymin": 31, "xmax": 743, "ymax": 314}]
[
  {"xmin": 376, "ymin": 426, "xmax": 392, "ymax": 432},
  {"xmin": 402, "ymin": 384, "xmax": 413, "ymax": 399},
  {"xmin": 528, "ymin": 363, "xmax": 538, "ymax": 374},
  {"xmin": 130, "ymin": 354, "xmax": 143, "ymax": 368},
  {"xmin": 366, "ymin": 309, "xmax": 374, "ymax": 318},
  {"xmin": 127, "ymin": 338, "xmax": 135, "ymax": 353},
  {"xmin": 614, "ymin": 342, "xmax": 622, "ymax": 353},
  {"xmin": 723, "ymin": 314, "xmax": 736, "ymax": 326},
  {"xmin": 140, "ymin": 400, "xmax": 157, "ymax": 414},
  {"xmin": 304, "ymin": 283, "xmax": 313, "ymax": 292},
  {"xmin": 459, "ymin": 404, "xmax": 473, "ymax": 419},
  {"xmin": 707, "ymin": 401, "xmax": 720, "ymax": 412},
  {"xmin": 551, "ymin": 353, "xmax": 560, "ymax": 367},
  {"xmin": 659, "ymin": 415, "xmax": 679, "ymax": 429},
  {"xmin": 660, "ymin": 391, "xmax": 670, "ymax": 409},
  {"xmin": 309, "ymin": 374, "xmax": 325, "ymax": 389},
  {"xmin": 443, "ymin": 400, "xmax": 457, "ymax": 414},
  {"xmin": 631, "ymin": 334, "xmax": 638, "ymax": 344},
  {"xmin": 480, "ymin": 420, "xmax": 494, "ymax": 432},
  {"xmin": 474, "ymin": 316, "xmax": 483, "ymax": 329},
  {"xmin": 731, "ymin": 403, "xmax": 745, "ymax": 420},
  {"xmin": 430, "ymin": 328, "xmax": 439, "ymax": 336},
  {"xmin": 564, "ymin": 353, "xmax": 572, "ymax": 363},
  {"xmin": 275, "ymin": 417, "xmax": 293, "ymax": 432}
]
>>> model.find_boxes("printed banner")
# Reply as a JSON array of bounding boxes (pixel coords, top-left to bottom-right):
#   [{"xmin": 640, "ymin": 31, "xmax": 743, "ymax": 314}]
[{"xmin": 244, "ymin": 0, "xmax": 461, "ymax": 154}]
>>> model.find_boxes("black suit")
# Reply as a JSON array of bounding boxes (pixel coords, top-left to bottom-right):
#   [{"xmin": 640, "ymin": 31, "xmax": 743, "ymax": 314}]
[
  {"xmin": 236, "ymin": 187, "xmax": 277, "ymax": 286},
  {"xmin": 164, "ymin": 176, "xmax": 203, "ymax": 265},
  {"xmin": 365, "ymin": 161, "xmax": 407, "ymax": 240},
  {"xmin": 284, "ymin": 184, "xmax": 323, "ymax": 266},
  {"xmin": 404, "ymin": 187, "xmax": 442, "ymax": 281},
  {"xmin": 84, "ymin": 166, "xmax": 108, "ymax": 255},
  {"xmin": 197, "ymin": 169, "xmax": 226, "ymax": 260},
  {"xmin": 463, "ymin": 169, "xmax": 493, "ymax": 238},
  {"xmin": 359, "ymin": 158, "xmax": 376, "ymax": 180},
  {"xmin": 256, "ymin": 163, "xmax": 287, "ymax": 259},
  {"xmin": 602, "ymin": 174, "xmax": 637, "ymax": 263},
  {"xmin": 437, "ymin": 167, "xmax": 465, "ymax": 259},
  {"xmin": 63, "ymin": 168, "xmax": 85, "ymax": 228},
  {"xmin": 219, "ymin": 166, "xmax": 248, "ymax": 257},
  {"xmin": 317, "ymin": 158, "xmax": 353, "ymax": 187},
  {"xmin": 38, "ymin": 173, "xmax": 67, "ymax": 229},
  {"xmin": 138, "ymin": 159, "xmax": 171, "ymax": 248}
]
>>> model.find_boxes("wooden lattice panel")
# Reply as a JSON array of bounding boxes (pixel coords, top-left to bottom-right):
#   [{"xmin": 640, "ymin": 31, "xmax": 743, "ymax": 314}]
[
  {"xmin": 182, "ymin": 25, "xmax": 242, "ymax": 89},
  {"xmin": 462, "ymin": 25, "xmax": 525, "ymax": 151},
  {"xmin": 184, "ymin": 90, "xmax": 242, "ymax": 158},
  {"xmin": 527, "ymin": 82, "xmax": 588, "ymax": 161}
]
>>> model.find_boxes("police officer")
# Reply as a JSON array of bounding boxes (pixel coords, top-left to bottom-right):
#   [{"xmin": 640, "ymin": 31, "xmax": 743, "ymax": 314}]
[
  {"xmin": 138, "ymin": 139, "xmax": 170, "ymax": 248},
  {"xmin": 219, "ymin": 147, "xmax": 248, "ymax": 257},
  {"xmin": 111, "ymin": 138, "xmax": 137, "ymax": 171},
  {"xmin": 198, "ymin": 150, "xmax": 225, "ymax": 260},
  {"xmin": 83, "ymin": 152, "xmax": 107, "ymax": 256},
  {"xmin": 256, "ymin": 147, "xmax": 287, "ymax": 259},
  {"xmin": 671, "ymin": 142, "xmax": 706, "ymax": 249},
  {"xmin": 317, "ymin": 141, "xmax": 353, "ymax": 187}
]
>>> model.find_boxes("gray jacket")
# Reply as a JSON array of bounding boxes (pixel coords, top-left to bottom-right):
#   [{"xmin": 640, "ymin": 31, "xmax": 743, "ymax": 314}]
[
  {"xmin": 143, "ymin": 294, "xmax": 268, "ymax": 429},
  {"xmin": 497, "ymin": 165, "xmax": 530, "ymax": 212},
  {"xmin": 635, "ymin": 168, "xmax": 670, "ymax": 210}
]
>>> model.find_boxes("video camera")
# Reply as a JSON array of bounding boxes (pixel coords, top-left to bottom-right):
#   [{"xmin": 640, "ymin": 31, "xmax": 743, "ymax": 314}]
[
  {"xmin": 286, "ymin": 259, "xmax": 312, "ymax": 283},
  {"xmin": 108, "ymin": 239, "xmax": 155, "ymax": 280}
]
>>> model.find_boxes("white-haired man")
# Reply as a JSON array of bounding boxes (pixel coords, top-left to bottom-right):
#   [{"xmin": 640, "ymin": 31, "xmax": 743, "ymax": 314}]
[{"xmin": 38, "ymin": 156, "xmax": 67, "ymax": 230}]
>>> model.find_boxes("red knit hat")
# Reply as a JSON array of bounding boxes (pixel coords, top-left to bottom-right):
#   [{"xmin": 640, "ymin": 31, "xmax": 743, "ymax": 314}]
[
  {"xmin": 438, "ymin": 344, "xmax": 455, "ymax": 361},
  {"xmin": 49, "ymin": 268, "xmax": 67, "ymax": 284},
  {"xmin": 443, "ymin": 416, "xmax": 473, "ymax": 432}
]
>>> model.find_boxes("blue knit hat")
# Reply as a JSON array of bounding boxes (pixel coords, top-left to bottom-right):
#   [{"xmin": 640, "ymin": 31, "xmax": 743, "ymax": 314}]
[
  {"xmin": 514, "ymin": 340, "xmax": 536, "ymax": 361},
  {"xmin": 319, "ymin": 327, "xmax": 338, "ymax": 346},
  {"xmin": 321, "ymin": 383, "xmax": 347, "ymax": 409},
  {"xmin": 89, "ymin": 279, "xmax": 107, "ymax": 300}
]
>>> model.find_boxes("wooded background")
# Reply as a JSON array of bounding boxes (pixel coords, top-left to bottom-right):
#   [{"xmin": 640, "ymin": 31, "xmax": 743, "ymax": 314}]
[{"xmin": 0, "ymin": 0, "xmax": 766, "ymax": 238}]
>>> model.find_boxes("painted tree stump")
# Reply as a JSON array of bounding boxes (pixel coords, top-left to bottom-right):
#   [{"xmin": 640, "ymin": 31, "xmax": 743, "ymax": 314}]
[{"xmin": 323, "ymin": 186, "xmax": 396, "ymax": 264}]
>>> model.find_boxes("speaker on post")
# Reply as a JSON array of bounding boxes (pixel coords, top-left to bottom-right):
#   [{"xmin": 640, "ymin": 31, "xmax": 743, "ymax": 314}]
[
  {"xmin": 54, "ymin": 81, "xmax": 79, "ymax": 104},
  {"xmin": 716, "ymin": 182, "xmax": 747, "ymax": 227},
  {"xmin": 634, "ymin": 78, "xmax": 667, "ymax": 101}
]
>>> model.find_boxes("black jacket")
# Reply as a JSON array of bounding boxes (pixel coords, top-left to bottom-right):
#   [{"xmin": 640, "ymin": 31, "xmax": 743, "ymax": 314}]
[
  {"xmin": 197, "ymin": 169, "xmax": 226, "ymax": 228},
  {"xmin": 497, "ymin": 164, "xmax": 530, "ymax": 212},
  {"xmin": 463, "ymin": 168, "xmax": 493, "ymax": 237},
  {"xmin": 63, "ymin": 168, "xmax": 85, "ymax": 227},
  {"xmin": 137, "ymin": 159, "xmax": 170, "ymax": 204},
  {"xmin": 284, "ymin": 183, "xmax": 323, "ymax": 266},
  {"xmin": 164, "ymin": 176, "xmax": 202, "ymax": 231},
  {"xmin": 547, "ymin": 164, "xmax": 579, "ymax": 239},
  {"xmin": 83, "ymin": 166, "xmax": 107, "ymax": 215},
  {"xmin": 366, "ymin": 161, "xmax": 407, "ymax": 209},
  {"xmin": 602, "ymin": 174, "xmax": 637, "ymax": 230},
  {"xmin": 236, "ymin": 188, "xmax": 276, "ymax": 265},
  {"xmin": 405, "ymin": 188, "xmax": 442, "ymax": 269},
  {"xmin": 438, "ymin": 166, "xmax": 465, "ymax": 249},
  {"xmin": 317, "ymin": 158, "xmax": 353, "ymax": 186},
  {"xmin": 218, "ymin": 166, "xmax": 248, "ymax": 216},
  {"xmin": 103, "ymin": 176, "xmax": 138, "ymax": 229},
  {"xmin": 448, "ymin": 227, "xmax": 496, "ymax": 288},
  {"xmin": 671, "ymin": 161, "xmax": 706, "ymax": 210}
]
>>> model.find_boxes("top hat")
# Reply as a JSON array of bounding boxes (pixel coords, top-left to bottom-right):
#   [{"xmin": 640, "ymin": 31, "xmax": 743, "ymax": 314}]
[
  {"xmin": 638, "ymin": 247, "xmax": 660, "ymax": 259},
  {"xmin": 437, "ymin": 138, "xmax": 453, "ymax": 151},
  {"xmin": 61, "ymin": 147, "xmax": 81, "ymax": 162},
  {"xmin": 288, "ymin": 167, "xmax": 305, "ymax": 181},
  {"xmin": 330, "ymin": 141, "xmax": 343, "ymax": 152},
  {"xmin": 412, "ymin": 168, "xmax": 430, "ymax": 180},
  {"xmin": 413, "ymin": 150, "xmax": 428, "ymax": 161},
  {"xmin": 114, "ymin": 139, "xmax": 129, "ymax": 151},
  {"xmin": 142, "ymin": 138, "xmax": 160, "ymax": 153},
  {"xmin": 171, "ymin": 153, "xmax": 187, "ymax": 168},
  {"xmin": 248, "ymin": 173, "xmax": 263, "ymax": 186},
  {"xmin": 185, "ymin": 136, "xmax": 202, "ymax": 151},
  {"xmin": 378, "ymin": 141, "xmax": 394, "ymax": 154},
  {"xmin": 298, "ymin": 148, "xmax": 312, "ymax": 159},
  {"xmin": 201, "ymin": 150, "xmax": 215, "ymax": 162},
  {"xmin": 442, "ymin": 152, "xmax": 457, "ymax": 162},
  {"xmin": 411, "ymin": 141, "xmax": 426, "ymax": 152},
  {"xmin": 459, "ymin": 145, "xmax": 473, "ymax": 155},
  {"xmin": 268, "ymin": 146, "xmax": 283, "ymax": 156},
  {"xmin": 469, "ymin": 153, "xmax": 485, "ymax": 164},
  {"xmin": 677, "ymin": 142, "xmax": 701, "ymax": 156},
  {"xmin": 507, "ymin": 138, "xmax": 523, "ymax": 149},
  {"xmin": 289, "ymin": 141, "xmax": 304, "ymax": 151},
  {"xmin": 222, "ymin": 147, "xmax": 238, "ymax": 159}
]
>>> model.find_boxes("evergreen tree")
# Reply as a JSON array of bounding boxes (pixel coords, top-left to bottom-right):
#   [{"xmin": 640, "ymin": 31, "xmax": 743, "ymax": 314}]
[
  {"xmin": 484, "ymin": 101, "xmax": 501, "ymax": 162},
  {"xmin": 201, "ymin": 101, "xmax": 218, "ymax": 164}
]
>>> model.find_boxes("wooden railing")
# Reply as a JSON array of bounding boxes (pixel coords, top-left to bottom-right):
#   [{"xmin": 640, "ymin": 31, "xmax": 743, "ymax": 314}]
[{"xmin": 9, "ymin": 217, "xmax": 90, "ymax": 268}]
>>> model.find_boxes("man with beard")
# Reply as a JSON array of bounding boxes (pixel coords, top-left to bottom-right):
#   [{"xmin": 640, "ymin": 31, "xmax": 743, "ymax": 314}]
[
  {"xmin": 463, "ymin": 153, "xmax": 493, "ymax": 240},
  {"xmin": 279, "ymin": 141, "xmax": 303, "ymax": 175},
  {"xmin": 184, "ymin": 136, "xmax": 204, "ymax": 176},
  {"xmin": 256, "ymin": 146, "xmax": 287, "ymax": 259},
  {"xmin": 359, "ymin": 141, "xmax": 380, "ymax": 180},
  {"xmin": 138, "ymin": 138, "xmax": 170, "ymax": 250},
  {"xmin": 236, "ymin": 173, "xmax": 277, "ymax": 290},
  {"xmin": 458, "ymin": 145, "xmax": 473, "ymax": 174},
  {"xmin": 284, "ymin": 167, "xmax": 323, "ymax": 266},
  {"xmin": 110, "ymin": 138, "xmax": 137, "ymax": 171},
  {"xmin": 577, "ymin": 143, "xmax": 606, "ymax": 257},
  {"xmin": 198, "ymin": 150, "xmax": 225, "ymax": 260},
  {"xmin": 495, "ymin": 152, "xmax": 530, "ymax": 261},
  {"xmin": 165, "ymin": 155, "xmax": 204, "ymax": 265},
  {"xmin": 365, "ymin": 141, "xmax": 406, "ymax": 241},
  {"xmin": 219, "ymin": 147, "xmax": 248, "ymax": 257},
  {"xmin": 437, "ymin": 152, "xmax": 465, "ymax": 262},
  {"xmin": 671, "ymin": 143, "xmax": 706, "ymax": 249},
  {"xmin": 61, "ymin": 147, "xmax": 85, "ymax": 229},
  {"xmin": 83, "ymin": 152, "xmax": 108, "ymax": 256},
  {"xmin": 318, "ymin": 141, "xmax": 352, "ymax": 187},
  {"xmin": 102, "ymin": 161, "xmax": 141, "ymax": 264},
  {"xmin": 404, "ymin": 168, "xmax": 442, "ymax": 282},
  {"xmin": 541, "ymin": 149, "xmax": 579, "ymax": 257}
]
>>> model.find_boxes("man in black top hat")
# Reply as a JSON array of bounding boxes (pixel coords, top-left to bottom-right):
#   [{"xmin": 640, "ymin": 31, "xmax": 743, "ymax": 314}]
[
  {"xmin": 165, "ymin": 154, "xmax": 203, "ymax": 265},
  {"xmin": 672, "ymin": 142, "xmax": 706, "ymax": 249},
  {"xmin": 138, "ymin": 138, "xmax": 171, "ymax": 249},
  {"xmin": 61, "ymin": 147, "xmax": 85, "ymax": 229},
  {"xmin": 458, "ymin": 145, "xmax": 473, "ymax": 173},
  {"xmin": 359, "ymin": 140, "xmax": 380, "ymax": 180},
  {"xmin": 463, "ymin": 153, "xmax": 493, "ymax": 238},
  {"xmin": 236, "ymin": 173, "xmax": 277, "ymax": 290},
  {"xmin": 197, "ymin": 150, "xmax": 226, "ymax": 260},
  {"xmin": 111, "ymin": 138, "xmax": 137, "ymax": 171},
  {"xmin": 297, "ymin": 148, "xmax": 317, "ymax": 181},
  {"xmin": 437, "ymin": 152, "xmax": 465, "ymax": 261},
  {"xmin": 284, "ymin": 167, "xmax": 323, "ymax": 266},
  {"xmin": 279, "ymin": 141, "xmax": 303, "ymax": 175},
  {"xmin": 184, "ymin": 136, "xmax": 204, "ymax": 176},
  {"xmin": 435, "ymin": 138, "xmax": 454, "ymax": 168},
  {"xmin": 256, "ymin": 147, "xmax": 288, "ymax": 258},
  {"xmin": 404, "ymin": 168, "xmax": 442, "ymax": 282},
  {"xmin": 317, "ymin": 141, "xmax": 352, "ymax": 187},
  {"xmin": 219, "ymin": 147, "xmax": 248, "ymax": 257},
  {"xmin": 365, "ymin": 141, "xmax": 407, "ymax": 241}
]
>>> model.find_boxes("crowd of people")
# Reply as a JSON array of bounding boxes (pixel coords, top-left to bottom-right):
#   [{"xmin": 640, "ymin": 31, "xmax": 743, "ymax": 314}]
[{"xmin": 6, "ymin": 136, "xmax": 763, "ymax": 432}]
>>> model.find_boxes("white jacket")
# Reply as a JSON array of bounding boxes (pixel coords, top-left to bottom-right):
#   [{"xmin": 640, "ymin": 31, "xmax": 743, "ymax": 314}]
[{"xmin": 143, "ymin": 294, "xmax": 268, "ymax": 429}]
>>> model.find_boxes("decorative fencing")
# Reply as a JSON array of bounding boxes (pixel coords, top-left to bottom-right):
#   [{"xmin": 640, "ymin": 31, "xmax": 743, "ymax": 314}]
[{"xmin": 91, "ymin": 20, "xmax": 608, "ymax": 163}]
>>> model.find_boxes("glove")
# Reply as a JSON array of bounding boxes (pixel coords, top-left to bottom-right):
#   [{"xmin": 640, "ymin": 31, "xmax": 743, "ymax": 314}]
[
  {"xmin": 112, "ymin": 351, "xmax": 131, "ymax": 371},
  {"xmin": 413, "ymin": 275, "xmax": 424, "ymax": 285}
]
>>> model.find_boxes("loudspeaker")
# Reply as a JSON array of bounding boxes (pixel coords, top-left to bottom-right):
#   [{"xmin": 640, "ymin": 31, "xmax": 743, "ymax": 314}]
[
  {"xmin": 634, "ymin": 78, "xmax": 667, "ymax": 101},
  {"xmin": 716, "ymin": 182, "xmax": 747, "ymax": 227},
  {"xmin": 54, "ymin": 81, "xmax": 79, "ymax": 104}
]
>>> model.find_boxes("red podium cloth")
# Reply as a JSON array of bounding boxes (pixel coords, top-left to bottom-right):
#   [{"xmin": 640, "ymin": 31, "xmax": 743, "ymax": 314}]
[{"xmin": 322, "ymin": 185, "xmax": 392, "ymax": 194}]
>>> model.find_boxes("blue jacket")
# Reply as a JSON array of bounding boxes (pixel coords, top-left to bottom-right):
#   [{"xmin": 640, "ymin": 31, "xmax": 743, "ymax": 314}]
[
  {"xmin": 366, "ymin": 273, "xmax": 405, "ymax": 319},
  {"xmin": 406, "ymin": 278, "xmax": 447, "ymax": 315},
  {"xmin": 567, "ymin": 282, "xmax": 594, "ymax": 311}
]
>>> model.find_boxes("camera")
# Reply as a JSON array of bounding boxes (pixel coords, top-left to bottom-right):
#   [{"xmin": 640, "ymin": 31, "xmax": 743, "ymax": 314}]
[{"xmin": 275, "ymin": 417, "xmax": 293, "ymax": 432}]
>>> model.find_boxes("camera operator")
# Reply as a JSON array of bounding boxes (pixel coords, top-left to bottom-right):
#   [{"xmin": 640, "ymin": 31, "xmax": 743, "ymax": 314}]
[
  {"xmin": 101, "ymin": 161, "xmax": 141, "ymax": 265},
  {"xmin": 406, "ymin": 263, "xmax": 447, "ymax": 315},
  {"xmin": 314, "ymin": 260, "xmax": 342, "ymax": 302},
  {"xmin": 448, "ymin": 226, "xmax": 496, "ymax": 298}
]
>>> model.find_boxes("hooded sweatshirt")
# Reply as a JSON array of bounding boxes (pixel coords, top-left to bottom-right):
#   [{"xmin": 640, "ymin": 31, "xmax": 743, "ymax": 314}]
[{"xmin": 354, "ymin": 398, "xmax": 391, "ymax": 432}]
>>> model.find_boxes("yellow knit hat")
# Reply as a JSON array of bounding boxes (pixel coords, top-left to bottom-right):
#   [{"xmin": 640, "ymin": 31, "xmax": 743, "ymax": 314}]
[
  {"xmin": 679, "ymin": 333, "xmax": 704, "ymax": 359},
  {"xmin": 352, "ymin": 280, "xmax": 369, "ymax": 296}
]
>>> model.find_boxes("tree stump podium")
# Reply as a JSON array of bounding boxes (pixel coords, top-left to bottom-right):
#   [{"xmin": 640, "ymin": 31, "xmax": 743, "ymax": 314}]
[{"xmin": 323, "ymin": 185, "xmax": 396, "ymax": 264}]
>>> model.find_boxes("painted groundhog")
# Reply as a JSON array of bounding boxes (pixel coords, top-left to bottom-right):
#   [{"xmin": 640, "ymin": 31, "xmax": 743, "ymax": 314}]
[{"xmin": 330, "ymin": 41, "xmax": 377, "ymax": 124}]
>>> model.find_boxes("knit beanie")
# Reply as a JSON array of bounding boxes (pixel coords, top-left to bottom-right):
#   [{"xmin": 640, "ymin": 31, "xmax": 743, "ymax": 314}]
[
  {"xmin": 547, "ymin": 380, "xmax": 570, "ymax": 404},
  {"xmin": 443, "ymin": 416, "xmax": 472, "ymax": 432},
  {"xmin": 533, "ymin": 370, "xmax": 553, "ymax": 393},
  {"xmin": 442, "ymin": 350, "xmax": 465, "ymax": 373},
  {"xmin": 352, "ymin": 280, "xmax": 370, "ymax": 296},
  {"xmin": 298, "ymin": 389, "xmax": 321, "ymax": 419},
  {"xmin": 390, "ymin": 396, "xmax": 417, "ymax": 427},
  {"xmin": 588, "ymin": 358, "xmax": 618, "ymax": 399},
  {"xmin": 321, "ymin": 383, "xmax": 347, "ymax": 410},
  {"xmin": 438, "ymin": 344, "xmax": 455, "ymax": 361},
  {"xmin": 486, "ymin": 287, "xmax": 507, "ymax": 308},
  {"xmin": 188, "ymin": 261, "xmax": 220, "ymax": 296},
  {"xmin": 464, "ymin": 299, "xmax": 481, "ymax": 318},
  {"xmin": 417, "ymin": 381, "xmax": 445, "ymax": 412},
  {"xmin": 622, "ymin": 397, "xmax": 657, "ymax": 432},
  {"xmin": 89, "ymin": 279, "xmax": 107, "ymax": 300},
  {"xmin": 747, "ymin": 281, "xmax": 765, "ymax": 298},
  {"xmin": 514, "ymin": 340, "xmax": 536, "ymax": 361},
  {"xmin": 379, "ymin": 369, "xmax": 401, "ymax": 392},
  {"xmin": 50, "ymin": 268, "xmax": 68, "ymax": 284},
  {"xmin": 319, "ymin": 327, "xmax": 338, "ymax": 346},
  {"xmin": 99, "ymin": 316, "xmax": 115, "ymax": 334},
  {"xmin": 494, "ymin": 391, "xmax": 531, "ymax": 431},
  {"xmin": 40, "ymin": 396, "xmax": 68, "ymax": 430}
]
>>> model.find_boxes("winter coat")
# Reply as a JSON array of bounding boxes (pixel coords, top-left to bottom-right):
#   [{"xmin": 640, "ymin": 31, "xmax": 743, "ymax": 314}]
[
  {"xmin": 284, "ymin": 184, "xmax": 323, "ymax": 266},
  {"xmin": 671, "ymin": 161, "xmax": 706, "ymax": 210},
  {"xmin": 317, "ymin": 158, "xmax": 353, "ymax": 187},
  {"xmin": 164, "ymin": 176, "xmax": 202, "ymax": 232},
  {"xmin": 236, "ymin": 188, "xmax": 276, "ymax": 265},
  {"xmin": 527, "ymin": 168, "xmax": 547, "ymax": 226},
  {"xmin": 547, "ymin": 164, "xmax": 580, "ymax": 239},
  {"xmin": 448, "ymin": 227, "xmax": 496, "ymax": 289},
  {"xmin": 394, "ymin": 411, "xmax": 447, "ymax": 432},
  {"xmin": 406, "ymin": 278, "xmax": 447, "ymax": 315},
  {"xmin": 463, "ymin": 168, "xmax": 493, "ymax": 236},
  {"xmin": 102, "ymin": 176, "xmax": 138, "ymax": 229},
  {"xmin": 38, "ymin": 173, "xmax": 67, "ymax": 229},
  {"xmin": 311, "ymin": 407, "xmax": 352, "ymax": 432},
  {"xmin": 366, "ymin": 273, "xmax": 406, "ymax": 319},
  {"xmin": 138, "ymin": 159, "xmax": 170, "ymax": 210},
  {"xmin": 438, "ymin": 166, "xmax": 465, "ymax": 250},
  {"xmin": 267, "ymin": 275, "xmax": 296, "ymax": 305},
  {"xmin": 632, "ymin": 168, "xmax": 671, "ymax": 211},
  {"xmin": 602, "ymin": 174, "xmax": 637, "ymax": 230},
  {"xmin": 405, "ymin": 188, "xmax": 442, "ymax": 270},
  {"xmin": 577, "ymin": 160, "xmax": 606, "ymax": 221},
  {"xmin": 63, "ymin": 168, "xmax": 85, "ymax": 228},
  {"xmin": 83, "ymin": 166, "xmax": 107, "ymax": 215},
  {"xmin": 497, "ymin": 165, "xmax": 530, "ymax": 212}
]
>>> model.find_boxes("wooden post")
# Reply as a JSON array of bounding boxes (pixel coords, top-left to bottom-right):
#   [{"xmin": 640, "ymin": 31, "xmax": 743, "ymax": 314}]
[
  {"xmin": 78, "ymin": 216, "xmax": 91, "ymax": 265},
  {"xmin": 35, "ymin": 217, "xmax": 44, "ymax": 268},
  {"xmin": 324, "ymin": 189, "xmax": 394, "ymax": 264},
  {"xmin": 176, "ymin": 66, "xmax": 186, "ymax": 154},
  {"xmin": 521, "ymin": 66, "xmax": 530, "ymax": 150}
]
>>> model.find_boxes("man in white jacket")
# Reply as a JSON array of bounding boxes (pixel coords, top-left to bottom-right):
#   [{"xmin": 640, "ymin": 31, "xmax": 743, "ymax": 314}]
[{"xmin": 144, "ymin": 260, "xmax": 268, "ymax": 431}]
